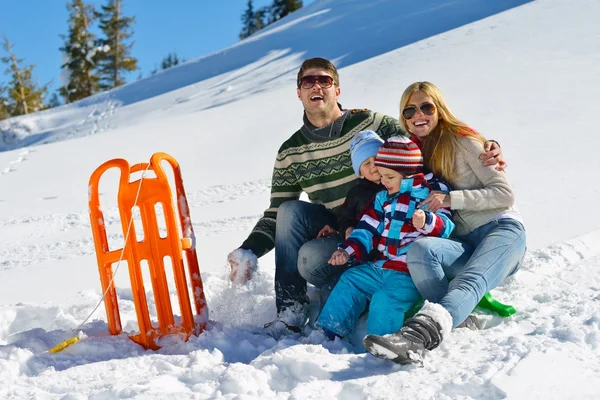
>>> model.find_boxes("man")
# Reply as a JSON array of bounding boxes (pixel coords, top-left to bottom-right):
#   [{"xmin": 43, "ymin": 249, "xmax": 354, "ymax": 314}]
[{"xmin": 227, "ymin": 57, "xmax": 502, "ymax": 337}]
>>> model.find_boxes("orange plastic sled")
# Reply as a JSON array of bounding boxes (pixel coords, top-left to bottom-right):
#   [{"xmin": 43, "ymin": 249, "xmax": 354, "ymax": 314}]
[{"xmin": 88, "ymin": 152, "xmax": 208, "ymax": 350}]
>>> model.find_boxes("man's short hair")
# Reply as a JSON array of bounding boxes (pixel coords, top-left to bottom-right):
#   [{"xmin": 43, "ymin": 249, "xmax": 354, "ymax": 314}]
[{"xmin": 297, "ymin": 57, "xmax": 339, "ymax": 88}]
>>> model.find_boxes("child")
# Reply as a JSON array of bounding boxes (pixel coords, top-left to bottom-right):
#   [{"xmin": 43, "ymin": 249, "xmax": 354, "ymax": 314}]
[
  {"xmin": 316, "ymin": 136, "xmax": 455, "ymax": 339},
  {"xmin": 317, "ymin": 130, "xmax": 385, "ymax": 241}
]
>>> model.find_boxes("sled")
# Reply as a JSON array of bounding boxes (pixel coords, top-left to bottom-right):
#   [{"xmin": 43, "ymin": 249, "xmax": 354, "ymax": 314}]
[
  {"xmin": 88, "ymin": 152, "xmax": 208, "ymax": 350},
  {"xmin": 406, "ymin": 292, "xmax": 516, "ymax": 320}
]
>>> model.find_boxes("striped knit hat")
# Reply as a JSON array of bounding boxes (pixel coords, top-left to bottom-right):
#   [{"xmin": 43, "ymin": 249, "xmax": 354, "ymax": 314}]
[{"xmin": 374, "ymin": 136, "xmax": 423, "ymax": 176}]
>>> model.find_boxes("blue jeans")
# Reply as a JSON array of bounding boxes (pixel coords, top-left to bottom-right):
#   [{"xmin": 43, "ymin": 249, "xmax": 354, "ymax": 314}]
[
  {"xmin": 317, "ymin": 262, "xmax": 420, "ymax": 337},
  {"xmin": 274, "ymin": 200, "xmax": 339, "ymax": 313},
  {"xmin": 407, "ymin": 219, "xmax": 526, "ymax": 328}
]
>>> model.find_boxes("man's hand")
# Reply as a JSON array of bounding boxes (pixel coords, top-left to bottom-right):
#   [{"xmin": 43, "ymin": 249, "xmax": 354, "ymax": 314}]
[
  {"xmin": 418, "ymin": 191, "xmax": 450, "ymax": 212},
  {"xmin": 412, "ymin": 209, "xmax": 426, "ymax": 229},
  {"xmin": 317, "ymin": 224, "xmax": 338, "ymax": 238},
  {"xmin": 480, "ymin": 141, "xmax": 507, "ymax": 171},
  {"xmin": 227, "ymin": 248, "xmax": 258, "ymax": 284},
  {"xmin": 328, "ymin": 249, "xmax": 349, "ymax": 265}
]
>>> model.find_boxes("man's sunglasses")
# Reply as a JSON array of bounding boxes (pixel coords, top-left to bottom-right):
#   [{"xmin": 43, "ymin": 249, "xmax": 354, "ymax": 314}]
[
  {"xmin": 402, "ymin": 103, "xmax": 436, "ymax": 120},
  {"xmin": 298, "ymin": 75, "xmax": 335, "ymax": 89}
]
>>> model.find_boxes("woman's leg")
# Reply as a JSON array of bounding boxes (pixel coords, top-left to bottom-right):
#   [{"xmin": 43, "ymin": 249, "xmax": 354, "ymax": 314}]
[
  {"xmin": 367, "ymin": 270, "xmax": 421, "ymax": 336},
  {"xmin": 407, "ymin": 237, "xmax": 473, "ymax": 303},
  {"xmin": 441, "ymin": 220, "xmax": 527, "ymax": 328},
  {"xmin": 316, "ymin": 263, "xmax": 380, "ymax": 338}
]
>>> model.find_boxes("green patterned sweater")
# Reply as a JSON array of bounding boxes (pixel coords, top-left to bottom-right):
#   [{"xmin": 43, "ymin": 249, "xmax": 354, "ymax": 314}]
[{"xmin": 241, "ymin": 109, "xmax": 406, "ymax": 257}]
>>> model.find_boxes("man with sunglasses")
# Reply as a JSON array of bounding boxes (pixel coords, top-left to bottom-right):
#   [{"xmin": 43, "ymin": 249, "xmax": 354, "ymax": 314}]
[{"xmin": 227, "ymin": 57, "xmax": 504, "ymax": 338}]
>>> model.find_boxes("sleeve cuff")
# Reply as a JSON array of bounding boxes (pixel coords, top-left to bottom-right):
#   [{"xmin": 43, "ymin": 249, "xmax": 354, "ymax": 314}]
[{"xmin": 449, "ymin": 191, "xmax": 464, "ymax": 210}]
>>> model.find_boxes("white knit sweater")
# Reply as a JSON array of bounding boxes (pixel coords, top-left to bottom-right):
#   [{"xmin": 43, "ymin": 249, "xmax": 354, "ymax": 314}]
[{"xmin": 447, "ymin": 136, "xmax": 520, "ymax": 236}]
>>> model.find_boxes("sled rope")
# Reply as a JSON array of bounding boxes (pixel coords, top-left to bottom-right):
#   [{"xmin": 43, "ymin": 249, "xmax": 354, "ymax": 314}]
[{"xmin": 50, "ymin": 161, "xmax": 152, "ymax": 354}]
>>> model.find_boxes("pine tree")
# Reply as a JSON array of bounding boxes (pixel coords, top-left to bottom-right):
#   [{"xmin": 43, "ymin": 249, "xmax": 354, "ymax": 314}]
[
  {"xmin": 60, "ymin": 0, "xmax": 101, "ymax": 103},
  {"xmin": 96, "ymin": 0, "xmax": 138, "ymax": 89},
  {"xmin": 1, "ymin": 34, "xmax": 47, "ymax": 117},
  {"xmin": 269, "ymin": 0, "xmax": 303, "ymax": 23},
  {"xmin": 0, "ymin": 83, "xmax": 10, "ymax": 121},
  {"xmin": 240, "ymin": 0, "xmax": 257, "ymax": 39},
  {"xmin": 161, "ymin": 53, "xmax": 180, "ymax": 70},
  {"xmin": 255, "ymin": 7, "xmax": 267, "ymax": 31}
]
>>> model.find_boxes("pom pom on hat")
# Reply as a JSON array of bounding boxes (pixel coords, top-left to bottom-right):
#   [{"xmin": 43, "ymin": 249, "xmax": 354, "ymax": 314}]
[
  {"xmin": 375, "ymin": 137, "xmax": 423, "ymax": 176},
  {"xmin": 349, "ymin": 130, "xmax": 384, "ymax": 177}
]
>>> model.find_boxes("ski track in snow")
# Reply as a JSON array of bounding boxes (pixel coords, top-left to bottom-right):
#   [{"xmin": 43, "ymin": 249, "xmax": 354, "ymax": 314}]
[
  {"xmin": 0, "ymin": 233, "xmax": 599, "ymax": 398},
  {"xmin": 0, "ymin": 180, "xmax": 269, "ymax": 270}
]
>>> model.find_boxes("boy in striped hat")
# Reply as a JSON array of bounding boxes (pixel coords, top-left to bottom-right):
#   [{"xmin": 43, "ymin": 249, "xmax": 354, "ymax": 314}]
[{"xmin": 316, "ymin": 137, "xmax": 455, "ymax": 339}]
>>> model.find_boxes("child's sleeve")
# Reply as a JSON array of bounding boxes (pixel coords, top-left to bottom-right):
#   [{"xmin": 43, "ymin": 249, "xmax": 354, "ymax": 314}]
[
  {"xmin": 340, "ymin": 193, "xmax": 385, "ymax": 262},
  {"xmin": 418, "ymin": 173, "xmax": 454, "ymax": 238},
  {"xmin": 416, "ymin": 208, "xmax": 454, "ymax": 238}
]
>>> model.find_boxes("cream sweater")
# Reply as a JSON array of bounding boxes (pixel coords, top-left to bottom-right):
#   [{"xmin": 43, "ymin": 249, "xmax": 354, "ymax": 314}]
[{"xmin": 447, "ymin": 136, "xmax": 519, "ymax": 236}]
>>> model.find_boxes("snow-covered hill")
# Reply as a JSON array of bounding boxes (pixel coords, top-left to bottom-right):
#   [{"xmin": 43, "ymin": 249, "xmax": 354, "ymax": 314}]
[{"xmin": 1, "ymin": 0, "xmax": 600, "ymax": 398}]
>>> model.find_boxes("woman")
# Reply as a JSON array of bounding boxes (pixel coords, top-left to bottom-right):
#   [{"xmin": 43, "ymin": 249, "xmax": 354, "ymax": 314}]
[{"xmin": 363, "ymin": 82, "xmax": 526, "ymax": 364}]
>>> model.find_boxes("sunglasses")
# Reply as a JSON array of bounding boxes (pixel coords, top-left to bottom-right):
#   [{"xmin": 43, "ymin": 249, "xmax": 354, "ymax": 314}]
[
  {"xmin": 298, "ymin": 75, "xmax": 335, "ymax": 89},
  {"xmin": 402, "ymin": 103, "xmax": 436, "ymax": 120}
]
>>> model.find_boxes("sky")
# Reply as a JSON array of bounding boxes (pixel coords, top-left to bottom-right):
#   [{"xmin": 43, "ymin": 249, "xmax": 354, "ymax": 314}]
[
  {"xmin": 1, "ymin": 0, "xmax": 600, "ymax": 398},
  {"xmin": 0, "ymin": 0, "xmax": 314, "ymax": 97}
]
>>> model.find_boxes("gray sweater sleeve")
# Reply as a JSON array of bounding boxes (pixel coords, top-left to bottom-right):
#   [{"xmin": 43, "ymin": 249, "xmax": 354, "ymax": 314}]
[{"xmin": 449, "ymin": 137, "xmax": 515, "ymax": 211}]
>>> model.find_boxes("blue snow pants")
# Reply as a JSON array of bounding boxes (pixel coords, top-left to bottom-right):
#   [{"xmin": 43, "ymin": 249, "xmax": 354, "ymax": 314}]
[{"xmin": 316, "ymin": 261, "xmax": 421, "ymax": 337}]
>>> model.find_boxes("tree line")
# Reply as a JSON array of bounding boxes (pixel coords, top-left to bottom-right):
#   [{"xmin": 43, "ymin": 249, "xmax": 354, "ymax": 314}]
[
  {"xmin": 0, "ymin": 0, "xmax": 305, "ymax": 122},
  {"xmin": 240, "ymin": 0, "xmax": 303, "ymax": 39}
]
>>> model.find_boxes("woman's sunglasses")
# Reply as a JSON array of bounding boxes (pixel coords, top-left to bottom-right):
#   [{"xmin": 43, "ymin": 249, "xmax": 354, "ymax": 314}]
[
  {"xmin": 402, "ymin": 103, "xmax": 436, "ymax": 120},
  {"xmin": 298, "ymin": 75, "xmax": 335, "ymax": 89}
]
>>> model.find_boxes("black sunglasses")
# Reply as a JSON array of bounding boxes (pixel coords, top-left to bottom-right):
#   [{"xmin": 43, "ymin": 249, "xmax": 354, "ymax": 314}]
[
  {"xmin": 298, "ymin": 75, "xmax": 335, "ymax": 89},
  {"xmin": 402, "ymin": 103, "xmax": 436, "ymax": 120}
]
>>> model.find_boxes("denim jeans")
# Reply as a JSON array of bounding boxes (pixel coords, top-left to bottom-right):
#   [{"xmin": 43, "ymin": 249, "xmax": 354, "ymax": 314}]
[
  {"xmin": 274, "ymin": 200, "xmax": 338, "ymax": 313},
  {"xmin": 407, "ymin": 219, "xmax": 526, "ymax": 328}
]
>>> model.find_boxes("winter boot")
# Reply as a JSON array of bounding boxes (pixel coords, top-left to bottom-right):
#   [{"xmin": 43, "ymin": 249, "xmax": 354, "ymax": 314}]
[
  {"xmin": 264, "ymin": 303, "xmax": 309, "ymax": 340},
  {"xmin": 457, "ymin": 314, "xmax": 484, "ymax": 330},
  {"xmin": 363, "ymin": 301, "xmax": 452, "ymax": 365}
]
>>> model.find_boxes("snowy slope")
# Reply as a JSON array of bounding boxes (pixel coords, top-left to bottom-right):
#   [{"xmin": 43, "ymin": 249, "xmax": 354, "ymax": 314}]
[{"xmin": 1, "ymin": 0, "xmax": 600, "ymax": 398}]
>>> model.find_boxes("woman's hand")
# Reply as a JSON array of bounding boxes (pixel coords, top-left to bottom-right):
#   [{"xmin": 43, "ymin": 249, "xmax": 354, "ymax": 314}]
[
  {"xmin": 481, "ymin": 141, "xmax": 507, "ymax": 171},
  {"xmin": 329, "ymin": 249, "xmax": 349, "ymax": 265},
  {"xmin": 418, "ymin": 191, "xmax": 450, "ymax": 212}
]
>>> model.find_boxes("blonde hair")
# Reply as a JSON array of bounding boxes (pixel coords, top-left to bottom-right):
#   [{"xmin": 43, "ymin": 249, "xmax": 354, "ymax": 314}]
[{"xmin": 399, "ymin": 82, "xmax": 485, "ymax": 182}]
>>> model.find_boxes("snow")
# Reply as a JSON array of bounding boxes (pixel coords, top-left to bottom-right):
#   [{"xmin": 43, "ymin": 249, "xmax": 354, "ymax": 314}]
[{"xmin": 1, "ymin": 0, "xmax": 600, "ymax": 398}]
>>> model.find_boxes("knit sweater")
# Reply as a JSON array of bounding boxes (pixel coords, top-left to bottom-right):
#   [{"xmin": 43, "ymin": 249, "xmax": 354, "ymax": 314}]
[
  {"xmin": 241, "ymin": 109, "xmax": 405, "ymax": 257},
  {"xmin": 446, "ymin": 135, "xmax": 520, "ymax": 236},
  {"xmin": 343, "ymin": 173, "xmax": 455, "ymax": 274}
]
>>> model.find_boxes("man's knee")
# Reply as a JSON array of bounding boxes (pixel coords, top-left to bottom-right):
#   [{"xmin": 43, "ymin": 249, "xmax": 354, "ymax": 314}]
[{"xmin": 297, "ymin": 238, "xmax": 336, "ymax": 284}]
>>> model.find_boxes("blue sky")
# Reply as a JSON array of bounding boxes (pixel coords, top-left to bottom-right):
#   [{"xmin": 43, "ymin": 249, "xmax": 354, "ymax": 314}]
[{"xmin": 0, "ymin": 0, "xmax": 314, "ymax": 98}]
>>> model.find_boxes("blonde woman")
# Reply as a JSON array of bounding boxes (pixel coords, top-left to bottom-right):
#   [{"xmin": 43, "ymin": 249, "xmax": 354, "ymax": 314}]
[{"xmin": 363, "ymin": 82, "xmax": 526, "ymax": 364}]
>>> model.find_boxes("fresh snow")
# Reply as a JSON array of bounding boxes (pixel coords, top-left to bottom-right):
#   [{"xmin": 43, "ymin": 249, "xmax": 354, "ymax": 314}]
[{"xmin": 1, "ymin": 0, "xmax": 600, "ymax": 398}]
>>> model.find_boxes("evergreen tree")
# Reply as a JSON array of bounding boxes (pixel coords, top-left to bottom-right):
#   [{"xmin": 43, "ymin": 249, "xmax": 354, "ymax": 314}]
[
  {"xmin": 255, "ymin": 7, "xmax": 268, "ymax": 31},
  {"xmin": 269, "ymin": 0, "xmax": 303, "ymax": 23},
  {"xmin": 0, "ymin": 83, "xmax": 10, "ymax": 120},
  {"xmin": 161, "ymin": 53, "xmax": 180, "ymax": 70},
  {"xmin": 1, "ymin": 34, "xmax": 47, "ymax": 116},
  {"xmin": 240, "ymin": 0, "xmax": 257, "ymax": 39},
  {"xmin": 96, "ymin": 0, "xmax": 138, "ymax": 89},
  {"xmin": 60, "ymin": 0, "xmax": 100, "ymax": 103},
  {"xmin": 48, "ymin": 92, "xmax": 62, "ymax": 108}
]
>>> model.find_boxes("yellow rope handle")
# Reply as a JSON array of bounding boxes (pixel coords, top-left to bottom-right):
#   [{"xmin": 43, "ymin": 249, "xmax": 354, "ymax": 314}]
[
  {"xmin": 49, "ymin": 337, "xmax": 80, "ymax": 354},
  {"xmin": 48, "ymin": 161, "xmax": 152, "ymax": 355}
]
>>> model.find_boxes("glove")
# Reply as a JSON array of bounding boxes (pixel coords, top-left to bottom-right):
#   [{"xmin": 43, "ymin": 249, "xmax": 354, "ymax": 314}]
[{"xmin": 227, "ymin": 248, "xmax": 258, "ymax": 285}]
